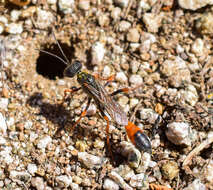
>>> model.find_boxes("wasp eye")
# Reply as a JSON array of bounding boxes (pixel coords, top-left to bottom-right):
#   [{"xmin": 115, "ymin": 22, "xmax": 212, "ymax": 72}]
[{"xmin": 64, "ymin": 60, "xmax": 82, "ymax": 78}]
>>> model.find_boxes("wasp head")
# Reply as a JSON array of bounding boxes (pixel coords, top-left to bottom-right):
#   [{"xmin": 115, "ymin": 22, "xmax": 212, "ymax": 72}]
[{"xmin": 64, "ymin": 60, "xmax": 82, "ymax": 78}]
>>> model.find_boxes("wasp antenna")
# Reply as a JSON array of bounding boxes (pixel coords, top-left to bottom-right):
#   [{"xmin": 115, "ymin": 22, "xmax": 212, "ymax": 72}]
[
  {"xmin": 51, "ymin": 30, "xmax": 70, "ymax": 65},
  {"xmin": 36, "ymin": 49, "xmax": 68, "ymax": 66}
]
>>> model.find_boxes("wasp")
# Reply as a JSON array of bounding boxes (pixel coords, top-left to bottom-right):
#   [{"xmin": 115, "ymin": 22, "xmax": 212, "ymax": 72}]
[{"xmin": 39, "ymin": 33, "xmax": 151, "ymax": 156}]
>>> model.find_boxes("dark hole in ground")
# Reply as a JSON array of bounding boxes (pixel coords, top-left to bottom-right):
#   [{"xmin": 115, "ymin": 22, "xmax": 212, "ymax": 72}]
[{"xmin": 36, "ymin": 43, "xmax": 75, "ymax": 80}]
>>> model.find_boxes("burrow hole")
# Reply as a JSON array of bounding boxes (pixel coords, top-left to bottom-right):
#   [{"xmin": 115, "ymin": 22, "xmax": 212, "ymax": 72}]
[{"xmin": 36, "ymin": 43, "xmax": 75, "ymax": 80}]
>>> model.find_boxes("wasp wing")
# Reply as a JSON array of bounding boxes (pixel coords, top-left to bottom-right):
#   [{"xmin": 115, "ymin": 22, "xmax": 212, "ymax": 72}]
[{"xmin": 84, "ymin": 80, "xmax": 128, "ymax": 126}]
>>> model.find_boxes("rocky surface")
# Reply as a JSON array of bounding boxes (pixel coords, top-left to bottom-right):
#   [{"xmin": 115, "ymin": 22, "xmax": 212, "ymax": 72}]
[{"xmin": 0, "ymin": 0, "xmax": 212, "ymax": 189}]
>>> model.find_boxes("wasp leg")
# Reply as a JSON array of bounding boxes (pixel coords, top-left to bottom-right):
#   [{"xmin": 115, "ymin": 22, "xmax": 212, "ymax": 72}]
[
  {"xmin": 71, "ymin": 98, "xmax": 92, "ymax": 129},
  {"xmin": 64, "ymin": 87, "xmax": 81, "ymax": 99},
  {"xmin": 93, "ymin": 74, "xmax": 115, "ymax": 87},
  {"xmin": 125, "ymin": 121, "xmax": 152, "ymax": 153},
  {"xmin": 103, "ymin": 115, "xmax": 113, "ymax": 160},
  {"xmin": 110, "ymin": 84, "xmax": 142, "ymax": 96}
]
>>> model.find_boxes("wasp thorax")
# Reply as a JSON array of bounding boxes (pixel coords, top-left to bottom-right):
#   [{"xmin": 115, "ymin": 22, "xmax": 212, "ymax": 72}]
[{"xmin": 64, "ymin": 60, "xmax": 82, "ymax": 78}]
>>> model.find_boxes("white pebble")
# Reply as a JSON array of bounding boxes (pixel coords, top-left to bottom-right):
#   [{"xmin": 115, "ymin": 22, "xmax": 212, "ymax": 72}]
[
  {"xmin": 129, "ymin": 173, "xmax": 145, "ymax": 188},
  {"xmin": 78, "ymin": 0, "xmax": 90, "ymax": 10},
  {"xmin": 103, "ymin": 178, "xmax": 119, "ymax": 190},
  {"xmin": 10, "ymin": 10, "xmax": 21, "ymax": 22},
  {"xmin": 70, "ymin": 182, "xmax": 80, "ymax": 190},
  {"xmin": 47, "ymin": 0, "xmax": 57, "ymax": 4},
  {"xmin": 0, "ymin": 146, "xmax": 13, "ymax": 164},
  {"xmin": 178, "ymin": 0, "xmax": 213, "ymax": 10},
  {"xmin": 55, "ymin": 175, "xmax": 72, "ymax": 188},
  {"xmin": 115, "ymin": 72, "xmax": 128, "ymax": 83},
  {"xmin": 180, "ymin": 84, "xmax": 198, "ymax": 106},
  {"xmin": 183, "ymin": 179, "xmax": 206, "ymax": 190},
  {"xmin": 126, "ymin": 28, "xmax": 140, "ymax": 43},
  {"xmin": 91, "ymin": 42, "xmax": 105, "ymax": 65},
  {"xmin": 86, "ymin": 104, "xmax": 97, "ymax": 116},
  {"xmin": 0, "ymin": 23, "xmax": 3, "ymax": 34},
  {"xmin": 58, "ymin": 0, "xmax": 75, "ymax": 14},
  {"xmin": 6, "ymin": 23, "xmax": 23, "ymax": 34},
  {"xmin": 31, "ymin": 177, "xmax": 45, "ymax": 190},
  {"xmin": 10, "ymin": 171, "xmax": 31, "ymax": 183},
  {"xmin": 0, "ymin": 16, "xmax": 8, "ymax": 24},
  {"xmin": 111, "ymin": 7, "xmax": 121, "ymax": 20},
  {"xmin": 140, "ymin": 108, "xmax": 158, "ymax": 124},
  {"xmin": 0, "ymin": 98, "xmax": 8, "ymax": 110},
  {"xmin": 36, "ymin": 8, "xmax": 54, "ymax": 29},
  {"xmin": 191, "ymin": 38, "xmax": 204, "ymax": 57},
  {"xmin": 129, "ymin": 74, "xmax": 142, "ymax": 86},
  {"xmin": 129, "ymin": 98, "xmax": 139, "ymax": 108},
  {"xmin": 118, "ymin": 20, "xmax": 131, "ymax": 32},
  {"xmin": 204, "ymin": 160, "xmax": 213, "ymax": 183},
  {"xmin": 143, "ymin": 12, "xmax": 164, "ymax": 33},
  {"xmin": 0, "ymin": 136, "xmax": 6, "ymax": 145},
  {"xmin": 102, "ymin": 65, "xmax": 111, "ymax": 78},
  {"xmin": 166, "ymin": 122, "xmax": 192, "ymax": 146},
  {"xmin": 78, "ymin": 152, "xmax": 103, "ymax": 169},
  {"xmin": 27, "ymin": 164, "xmax": 37, "ymax": 175},
  {"xmin": 0, "ymin": 112, "xmax": 7, "ymax": 135},
  {"xmin": 109, "ymin": 171, "xmax": 133, "ymax": 190},
  {"xmin": 37, "ymin": 136, "xmax": 52, "ymax": 149}
]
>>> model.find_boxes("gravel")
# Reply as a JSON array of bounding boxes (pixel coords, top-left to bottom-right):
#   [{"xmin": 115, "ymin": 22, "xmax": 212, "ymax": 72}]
[{"xmin": 0, "ymin": 1, "xmax": 212, "ymax": 189}]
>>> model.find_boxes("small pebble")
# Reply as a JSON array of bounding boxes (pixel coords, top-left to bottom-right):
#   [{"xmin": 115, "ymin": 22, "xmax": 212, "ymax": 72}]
[
  {"xmin": 178, "ymin": 0, "xmax": 213, "ymax": 10},
  {"xmin": 203, "ymin": 160, "xmax": 213, "ymax": 184},
  {"xmin": 129, "ymin": 173, "xmax": 146, "ymax": 188},
  {"xmin": 103, "ymin": 178, "xmax": 119, "ymax": 190},
  {"xmin": 10, "ymin": 10, "xmax": 21, "ymax": 22},
  {"xmin": 161, "ymin": 161, "xmax": 179, "ymax": 180},
  {"xmin": 115, "ymin": 72, "xmax": 128, "ymax": 83},
  {"xmin": 37, "ymin": 136, "xmax": 52, "ymax": 149},
  {"xmin": 114, "ymin": 0, "xmax": 129, "ymax": 8},
  {"xmin": 27, "ymin": 164, "xmax": 37, "ymax": 175},
  {"xmin": 109, "ymin": 171, "xmax": 133, "ymax": 190},
  {"xmin": 119, "ymin": 20, "xmax": 131, "ymax": 32},
  {"xmin": 78, "ymin": 0, "xmax": 90, "ymax": 10},
  {"xmin": 31, "ymin": 177, "xmax": 45, "ymax": 190},
  {"xmin": 140, "ymin": 108, "xmax": 158, "ymax": 124},
  {"xmin": 166, "ymin": 122, "xmax": 192, "ymax": 146},
  {"xmin": 0, "ymin": 23, "xmax": 4, "ymax": 34},
  {"xmin": 6, "ymin": 23, "xmax": 23, "ymax": 34},
  {"xmin": 102, "ymin": 65, "xmax": 111, "ymax": 78},
  {"xmin": 86, "ymin": 104, "xmax": 97, "ymax": 116},
  {"xmin": 179, "ymin": 84, "xmax": 198, "ymax": 106},
  {"xmin": 98, "ymin": 14, "xmax": 110, "ymax": 27},
  {"xmin": 36, "ymin": 8, "xmax": 54, "ymax": 29},
  {"xmin": 70, "ymin": 182, "xmax": 80, "ymax": 190},
  {"xmin": 126, "ymin": 28, "xmax": 140, "ymax": 43},
  {"xmin": 91, "ymin": 42, "xmax": 105, "ymax": 65},
  {"xmin": 78, "ymin": 152, "xmax": 103, "ymax": 169},
  {"xmin": 55, "ymin": 175, "xmax": 72, "ymax": 188},
  {"xmin": 111, "ymin": 7, "xmax": 121, "ymax": 20},
  {"xmin": 0, "ymin": 113, "xmax": 7, "ymax": 135},
  {"xmin": 196, "ymin": 12, "xmax": 213, "ymax": 35},
  {"xmin": 120, "ymin": 142, "xmax": 141, "ymax": 168},
  {"xmin": 183, "ymin": 179, "xmax": 206, "ymax": 190},
  {"xmin": 143, "ymin": 12, "xmax": 163, "ymax": 33},
  {"xmin": 191, "ymin": 38, "xmax": 205, "ymax": 57},
  {"xmin": 47, "ymin": 0, "xmax": 57, "ymax": 4},
  {"xmin": 0, "ymin": 98, "xmax": 8, "ymax": 110},
  {"xmin": 58, "ymin": 0, "xmax": 75, "ymax": 14},
  {"xmin": 129, "ymin": 74, "xmax": 143, "ymax": 86},
  {"xmin": 10, "ymin": 171, "xmax": 31, "ymax": 183},
  {"xmin": 129, "ymin": 98, "xmax": 139, "ymax": 108}
]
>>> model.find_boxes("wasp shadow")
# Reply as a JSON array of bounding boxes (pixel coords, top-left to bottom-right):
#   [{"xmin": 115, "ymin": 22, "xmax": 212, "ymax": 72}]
[{"xmin": 26, "ymin": 92, "xmax": 75, "ymax": 137}]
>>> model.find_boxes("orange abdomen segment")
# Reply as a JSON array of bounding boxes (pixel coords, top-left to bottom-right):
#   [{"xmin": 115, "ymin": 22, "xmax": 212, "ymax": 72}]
[{"xmin": 125, "ymin": 122, "xmax": 151, "ymax": 153}]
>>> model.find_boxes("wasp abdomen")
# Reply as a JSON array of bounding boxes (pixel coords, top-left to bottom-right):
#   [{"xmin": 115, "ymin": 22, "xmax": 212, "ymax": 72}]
[
  {"xmin": 134, "ymin": 131, "xmax": 152, "ymax": 153},
  {"xmin": 125, "ymin": 122, "xmax": 152, "ymax": 153}
]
